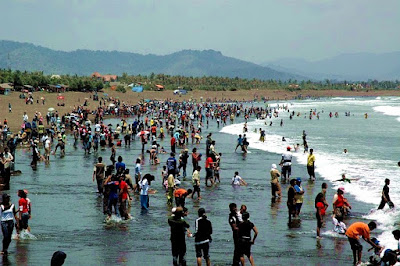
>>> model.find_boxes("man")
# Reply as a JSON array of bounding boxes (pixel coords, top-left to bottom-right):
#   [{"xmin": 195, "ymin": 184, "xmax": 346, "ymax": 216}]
[
  {"xmin": 287, "ymin": 179, "xmax": 296, "ymax": 224},
  {"xmin": 205, "ymin": 133, "xmax": 212, "ymax": 157},
  {"xmin": 307, "ymin": 148, "xmax": 316, "ymax": 180},
  {"xmin": 280, "ymin": 146, "xmax": 292, "ymax": 182},
  {"xmin": 238, "ymin": 212, "xmax": 258, "ymax": 266},
  {"xmin": 194, "ymin": 208, "xmax": 212, "ymax": 266},
  {"xmin": 270, "ymin": 164, "xmax": 281, "ymax": 198},
  {"xmin": 115, "ymin": 156, "xmax": 126, "ymax": 174},
  {"xmin": 93, "ymin": 157, "xmax": 106, "ymax": 194},
  {"xmin": 378, "ymin": 178, "xmax": 394, "ymax": 209},
  {"xmin": 168, "ymin": 207, "xmax": 191, "ymax": 266},
  {"xmin": 167, "ymin": 153, "xmax": 177, "ymax": 177},
  {"xmin": 179, "ymin": 149, "xmax": 189, "ymax": 178},
  {"xmin": 174, "ymin": 188, "xmax": 192, "ymax": 207},
  {"xmin": 345, "ymin": 221, "xmax": 380, "ymax": 265},
  {"xmin": 229, "ymin": 203, "xmax": 241, "ymax": 266},
  {"xmin": 192, "ymin": 166, "xmax": 201, "ymax": 200}
]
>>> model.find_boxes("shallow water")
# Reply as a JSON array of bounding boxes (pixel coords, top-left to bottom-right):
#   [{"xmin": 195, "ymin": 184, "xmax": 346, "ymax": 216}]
[{"xmin": 3, "ymin": 97, "xmax": 399, "ymax": 265}]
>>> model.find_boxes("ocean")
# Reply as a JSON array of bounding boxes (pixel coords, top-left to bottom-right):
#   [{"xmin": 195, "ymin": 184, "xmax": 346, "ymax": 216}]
[{"xmin": 4, "ymin": 96, "xmax": 400, "ymax": 265}]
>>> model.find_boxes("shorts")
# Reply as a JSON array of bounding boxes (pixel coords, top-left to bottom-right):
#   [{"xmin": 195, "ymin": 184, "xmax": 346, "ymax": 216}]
[
  {"xmin": 296, "ymin": 203, "xmax": 303, "ymax": 212},
  {"xmin": 307, "ymin": 165, "xmax": 315, "ymax": 177},
  {"xmin": 20, "ymin": 213, "xmax": 29, "ymax": 230},
  {"xmin": 282, "ymin": 165, "xmax": 291, "ymax": 176},
  {"xmin": 348, "ymin": 237, "xmax": 362, "ymax": 251},
  {"xmin": 239, "ymin": 239, "xmax": 252, "ymax": 257},
  {"xmin": 193, "ymin": 185, "xmax": 200, "ymax": 193},
  {"xmin": 316, "ymin": 213, "xmax": 322, "ymax": 228},
  {"xmin": 206, "ymin": 168, "xmax": 213, "ymax": 179},
  {"xmin": 195, "ymin": 242, "xmax": 210, "ymax": 258}
]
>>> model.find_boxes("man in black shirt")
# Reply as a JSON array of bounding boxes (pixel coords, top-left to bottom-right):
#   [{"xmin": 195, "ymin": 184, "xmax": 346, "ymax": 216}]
[
  {"xmin": 194, "ymin": 208, "xmax": 212, "ymax": 266},
  {"xmin": 378, "ymin": 178, "xmax": 394, "ymax": 209},
  {"xmin": 238, "ymin": 212, "xmax": 258, "ymax": 266},
  {"xmin": 229, "ymin": 203, "xmax": 241, "ymax": 266},
  {"xmin": 168, "ymin": 207, "xmax": 191, "ymax": 266},
  {"xmin": 287, "ymin": 179, "xmax": 296, "ymax": 224}
]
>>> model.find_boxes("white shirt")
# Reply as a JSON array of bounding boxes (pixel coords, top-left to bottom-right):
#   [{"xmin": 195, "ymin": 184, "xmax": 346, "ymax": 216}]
[
  {"xmin": 139, "ymin": 179, "xmax": 149, "ymax": 195},
  {"xmin": 232, "ymin": 175, "xmax": 242, "ymax": 185},
  {"xmin": 282, "ymin": 152, "xmax": 292, "ymax": 166}
]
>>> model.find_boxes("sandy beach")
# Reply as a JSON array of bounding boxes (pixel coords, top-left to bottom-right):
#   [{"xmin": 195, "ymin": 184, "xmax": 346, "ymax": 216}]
[{"xmin": 2, "ymin": 88, "xmax": 400, "ymax": 132}]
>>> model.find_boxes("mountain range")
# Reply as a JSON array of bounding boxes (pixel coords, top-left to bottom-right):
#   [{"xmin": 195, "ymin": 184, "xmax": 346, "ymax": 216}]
[
  {"xmin": 0, "ymin": 40, "xmax": 303, "ymax": 81},
  {"xmin": 264, "ymin": 52, "xmax": 400, "ymax": 81}
]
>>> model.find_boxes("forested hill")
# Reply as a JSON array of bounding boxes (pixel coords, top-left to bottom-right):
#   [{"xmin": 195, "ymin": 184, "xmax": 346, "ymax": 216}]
[{"xmin": 0, "ymin": 40, "xmax": 304, "ymax": 81}]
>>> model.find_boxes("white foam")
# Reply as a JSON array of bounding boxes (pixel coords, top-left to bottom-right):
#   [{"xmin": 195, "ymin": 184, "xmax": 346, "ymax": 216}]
[
  {"xmin": 220, "ymin": 112, "xmax": 400, "ymax": 248},
  {"xmin": 374, "ymin": 105, "xmax": 400, "ymax": 117}
]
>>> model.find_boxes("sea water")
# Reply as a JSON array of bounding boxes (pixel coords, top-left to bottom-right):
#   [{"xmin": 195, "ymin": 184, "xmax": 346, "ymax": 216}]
[{"xmin": 221, "ymin": 96, "xmax": 400, "ymax": 248}]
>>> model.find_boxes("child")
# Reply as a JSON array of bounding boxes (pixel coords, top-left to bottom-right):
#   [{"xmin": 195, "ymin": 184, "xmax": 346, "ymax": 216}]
[{"xmin": 332, "ymin": 215, "xmax": 347, "ymax": 234}]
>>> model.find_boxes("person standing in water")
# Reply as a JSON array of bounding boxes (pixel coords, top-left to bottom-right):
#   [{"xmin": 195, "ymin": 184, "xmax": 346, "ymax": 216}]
[
  {"xmin": 194, "ymin": 208, "xmax": 212, "ymax": 266},
  {"xmin": 168, "ymin": 207, "xmax": 191, "ymax": 266},
  {"xmin": 0, "ymin": 194, "xmax": 18, "ymax": 256},
  {"xmin": 287, "ymin": 179, "xmax": 296, "ymax": 224},
  {"xmin": 93, "ymin": 157, "xmax": 106, "ymax": 194},
  {"xmin": 280, "ymin": 146, "xmax": 292, "ymax": 182},
  {"xmin": 270, "ymin": 164, "xmax": 281, "ymax": 198},
  {"xmin": 238, "ymin": 212, "xmax": 258, "ymax": 266},
  {"xmin": 377, "ymin": 178, "xmax": 394, "ymax": 210},
  {"xmin": 307, "ymin": 149, "xmax": 316, "ymax": 180}
]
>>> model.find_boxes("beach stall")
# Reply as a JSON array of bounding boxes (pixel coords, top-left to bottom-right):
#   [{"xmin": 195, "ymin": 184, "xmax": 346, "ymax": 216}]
[
  {"xmin": 155, "ymin": 84, "xmax": 164, "ymax": 91},
  {"xmin": 0, "ymin": 83, "xmax": 12, "ymax": 95}
]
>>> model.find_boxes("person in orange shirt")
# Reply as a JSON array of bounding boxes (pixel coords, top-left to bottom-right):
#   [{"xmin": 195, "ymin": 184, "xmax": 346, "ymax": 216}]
[
  {"xmin": 345, "ymin": 221, "xmax": 380, "ymax": 265},
  {"xmin": 174, "ymin": 188, "xmax": 192, "ymax": 208}
]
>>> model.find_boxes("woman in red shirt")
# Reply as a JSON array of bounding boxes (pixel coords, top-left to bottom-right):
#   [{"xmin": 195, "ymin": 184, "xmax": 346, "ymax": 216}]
[
  {"xmin": 315, "ymin": 193, "xmax": 326, "ymax": 239},
  {"xmin": 18, "ymin": 190, "xmax": 30, "ymax": 231}
]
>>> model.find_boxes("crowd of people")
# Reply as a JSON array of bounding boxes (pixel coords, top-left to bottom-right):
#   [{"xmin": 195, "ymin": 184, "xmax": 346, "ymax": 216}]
[{"xmin": 0, "ymin": 95, "xmax": 399, "ymax": 266}]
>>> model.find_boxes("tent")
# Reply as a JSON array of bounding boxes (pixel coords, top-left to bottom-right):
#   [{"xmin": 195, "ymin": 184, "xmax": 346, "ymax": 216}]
[{"xmin": 131, "ymin": 86, "xmax": 143, "ymax": 92}]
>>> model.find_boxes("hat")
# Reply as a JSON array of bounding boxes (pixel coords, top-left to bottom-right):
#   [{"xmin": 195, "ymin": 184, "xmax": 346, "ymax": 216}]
[
  {"xmin": 271, "ymin": 164, "xmax": 277, "ymax": 169},
  {"xmin": 287, "ymin": 146, "xmax": 291, "ymax": 151},
  {"xmin": 296, "ymin": 177, "xmax": 302, "ymax": 182},
  {"xmin": 338, "ymin": 187, "xmax": 345, "ymax": 193}
]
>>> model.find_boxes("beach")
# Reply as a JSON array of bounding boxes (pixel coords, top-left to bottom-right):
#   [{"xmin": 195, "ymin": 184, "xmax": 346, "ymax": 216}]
[
  {"xmin": 2, "ymin": 88, "xmax": 400, "ymax": 132},
  {"xmin": 0, "ymin": 95, "xmax": 398, "ymax": 265}
]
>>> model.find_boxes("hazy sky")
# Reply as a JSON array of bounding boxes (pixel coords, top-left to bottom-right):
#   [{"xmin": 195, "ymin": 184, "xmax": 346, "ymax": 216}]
[{"xmin": 1, "ymin": 0, "xmax": 399, "ymax": 63}]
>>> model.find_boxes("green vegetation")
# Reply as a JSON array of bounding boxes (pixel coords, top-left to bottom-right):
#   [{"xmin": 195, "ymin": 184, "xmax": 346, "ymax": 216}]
[{"xmin": 0, "ymin": 69, "xmax": 399, "ymax": 92}]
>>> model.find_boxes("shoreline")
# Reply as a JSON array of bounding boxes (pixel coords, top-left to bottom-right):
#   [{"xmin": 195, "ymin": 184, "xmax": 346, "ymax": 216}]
[{"xmin": 1, "ymin": 89, "xmax": 400, "ymax": 133}]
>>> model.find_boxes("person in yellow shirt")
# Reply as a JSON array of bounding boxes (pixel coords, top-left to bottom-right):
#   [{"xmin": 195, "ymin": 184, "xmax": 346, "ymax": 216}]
[{"xmin": 307, "ymin": 149, "xmax": 316, "ymax": 180}]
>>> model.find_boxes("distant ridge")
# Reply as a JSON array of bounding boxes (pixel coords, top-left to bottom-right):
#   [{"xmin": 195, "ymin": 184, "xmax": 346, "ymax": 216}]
[
  {"xmin": 0, "ymin": 40, "xmax": 304, "ymax": 81},
  {"xmin": 264, "ymin": 52, "xmax": 400, "ymax": 81}
]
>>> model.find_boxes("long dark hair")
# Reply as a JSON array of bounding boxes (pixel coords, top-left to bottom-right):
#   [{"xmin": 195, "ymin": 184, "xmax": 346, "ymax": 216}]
[{"xmin": 1, "ymin": 194, "xmax": 11, "ymax": 210}]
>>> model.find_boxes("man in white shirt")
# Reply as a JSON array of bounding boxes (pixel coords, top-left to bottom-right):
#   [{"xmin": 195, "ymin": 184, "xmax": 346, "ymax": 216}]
[{"xmin": 280, "ymin": 146, "xmax": 292, "ymax": 182}]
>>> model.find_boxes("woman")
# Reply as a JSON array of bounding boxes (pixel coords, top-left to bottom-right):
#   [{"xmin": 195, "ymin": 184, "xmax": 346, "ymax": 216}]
[
  {"xmin": 104, "ymin": 175, "xmax": 120, "ymax": 218},
  {"xmin": 18, "ymin": 190, "xmax": 30, "ymax": 232},
  {"xmin": 315, "ymin": 193, "xmax": 326, "ymax": 239},
  {"xmin": 287, "ymin": 179, "xmax": 296, "ymax": 224},
  {"xmin": 0, "ymin": 194, "xmax": 18, "ymax": 255},
  {"xmin": 333, "ymin": 188, "xmax": 351, "ymax": 219}
]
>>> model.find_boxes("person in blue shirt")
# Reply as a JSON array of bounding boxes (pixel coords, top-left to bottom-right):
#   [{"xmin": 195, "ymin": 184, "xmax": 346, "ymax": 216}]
[
  {"xmin": 167, "ymin": 153, "xmax": 177, "ymax": 177},
  {"xmin": 234, "ymin": 135, "xmax": 243, "ymax": 152},
  {"xmin": 115, "ymin": 156, "xmax": 126, "ymax": 174}
]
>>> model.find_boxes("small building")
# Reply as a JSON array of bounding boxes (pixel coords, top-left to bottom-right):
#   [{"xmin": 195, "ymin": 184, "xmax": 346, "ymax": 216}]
[
  {"xmin": 0, "ymin": 83, "xmax": 12, "ymax": 95},
  {"xmin": 102, "ymin": 75, "xmax": 118, "ymax": 82}
]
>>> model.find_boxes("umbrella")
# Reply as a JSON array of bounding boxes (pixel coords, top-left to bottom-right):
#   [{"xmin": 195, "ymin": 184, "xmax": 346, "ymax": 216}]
[
  {"xmin": 136, "ymin": 130, "xmax": 149, "ymax": 137},
  {"xmin": 109, "ymin": 103, "xmax": 115, "ymax": 107},
  {"xmin": 48, "ymin": 107, "xmax": 55, "ymax": 112}
]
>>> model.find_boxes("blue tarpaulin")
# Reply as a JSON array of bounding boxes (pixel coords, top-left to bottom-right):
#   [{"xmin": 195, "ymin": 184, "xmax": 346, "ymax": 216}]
[{"xmin": 131, "ymin": 86, "xmax": 143, "ymax": 92}]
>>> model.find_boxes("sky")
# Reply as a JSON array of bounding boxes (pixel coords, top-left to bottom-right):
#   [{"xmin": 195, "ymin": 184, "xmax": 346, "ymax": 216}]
[{"xmin": 1, "ymin": 0, "xmax": 399, "ymax": 63}]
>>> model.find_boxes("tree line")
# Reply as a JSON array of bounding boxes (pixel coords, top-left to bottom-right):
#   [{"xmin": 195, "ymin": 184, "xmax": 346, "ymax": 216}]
[{"xmin": 0, "ymin": 69, "xmax": 399, "ymax": 92}]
